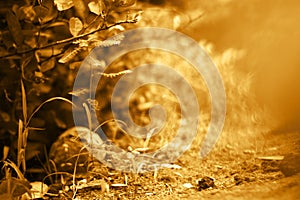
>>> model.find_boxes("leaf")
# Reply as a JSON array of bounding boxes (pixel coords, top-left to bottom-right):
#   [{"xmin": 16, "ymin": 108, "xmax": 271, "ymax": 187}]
[
  {"xmin": 88, "ymin": 1, "xmax": 105, "ymax": 15},
  {"xmin": 84, "ymin": 16, "xmax": 105, "ymax": 33},
  {"xmin": 39, "ymin": 57, "xmax": 56, "ymax": 72},
  {"xmin": 34, "ymin": 0, "xmax": 57, "ymax": 24},
  {"xmin": 69, "ymin": 17, "xmax": 83, "ymax": 36},
  {"xmin": 6, "ymin": 11, "xmax": 24, "ymax": 46},
  {"xmin": 54, "ymin": 0, "xmax": 74, "ymax": 11}
]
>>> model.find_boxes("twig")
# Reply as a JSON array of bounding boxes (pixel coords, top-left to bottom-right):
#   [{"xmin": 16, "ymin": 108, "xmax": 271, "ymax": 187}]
[{"xmin": 0, "ymin": 19, "xmax": 137, "ymax": 59}]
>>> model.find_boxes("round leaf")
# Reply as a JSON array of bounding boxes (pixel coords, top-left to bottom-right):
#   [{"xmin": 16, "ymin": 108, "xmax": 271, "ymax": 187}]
[
  {"xmin": 54, "ymin": 0, "xmax": 74, "ymax": 11},
  {"xmin": 88, "ymin": 1, "xmax": 103, "ymax": 15},
  {"xmin": 69, "ymin": 17, "xmax": 83, "ymax": 36}
]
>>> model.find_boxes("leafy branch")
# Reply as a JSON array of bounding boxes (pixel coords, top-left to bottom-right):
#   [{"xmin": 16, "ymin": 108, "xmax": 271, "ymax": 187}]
[
  {"xmin": 0, "ymin": 0, "xmax": 140, "ymax": 174},
  {"xmin": 0, "ymin": 19, "xmax": 138, "ymax": 59}
]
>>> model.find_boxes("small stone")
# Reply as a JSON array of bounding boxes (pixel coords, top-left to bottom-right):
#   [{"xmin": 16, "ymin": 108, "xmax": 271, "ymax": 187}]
[{"xmin": 197, "ymin": 176, "xmax": 215, "ymax": 191}]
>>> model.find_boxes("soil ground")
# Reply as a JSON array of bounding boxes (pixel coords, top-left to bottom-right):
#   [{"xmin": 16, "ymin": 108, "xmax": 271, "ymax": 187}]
[{"xmin": 59, "ymin": 131, "xmax": 299, "ymax": 200}]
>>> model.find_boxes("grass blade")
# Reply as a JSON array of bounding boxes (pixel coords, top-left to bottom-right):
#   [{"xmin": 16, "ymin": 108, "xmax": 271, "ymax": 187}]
[
  {"xmin": 26, "ymin": 97, "xmax": 74, "ymax": 127},
  {"xmin": 21, "ymin": 80, "xmax": 27, "ymax": 125}
]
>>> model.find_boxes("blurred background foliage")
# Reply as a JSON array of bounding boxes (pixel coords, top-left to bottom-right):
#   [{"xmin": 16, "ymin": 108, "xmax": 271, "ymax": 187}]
[{"xmin": 0, "ymin": 0, "xmax": 299, "ymax": 180}]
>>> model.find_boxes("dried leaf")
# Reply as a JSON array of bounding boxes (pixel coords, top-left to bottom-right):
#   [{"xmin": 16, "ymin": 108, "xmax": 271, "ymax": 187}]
[
  {"xmin": 54, "ymin": 0, "xmax": 74, "ymax": 11},
  {"xmin": 39, "ymin": 57, "xmax": 56, "ymax": 72},
  {"xmin": 6, "ymin": 11, "xmax": 24, "ymax": 46},
  {"xmin": 69, "ymin": 17, "xmax": 83, "ymax": 36}
]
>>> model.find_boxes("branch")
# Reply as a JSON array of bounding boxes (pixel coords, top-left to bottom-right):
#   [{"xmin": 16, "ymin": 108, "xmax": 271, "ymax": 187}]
[{"xmin": 0, "ymin": 19, "xmax": 138, "ymax": 59}]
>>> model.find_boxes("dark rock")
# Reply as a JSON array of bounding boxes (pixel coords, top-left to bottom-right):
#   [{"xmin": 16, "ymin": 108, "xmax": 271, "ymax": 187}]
[
  {"xmin": 197, "ymin": 176, "xmax": 215, "ymax": 191},
  {"xmin": 279, "ymin": 154, "xmax": 300, "ymax": 177}
]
